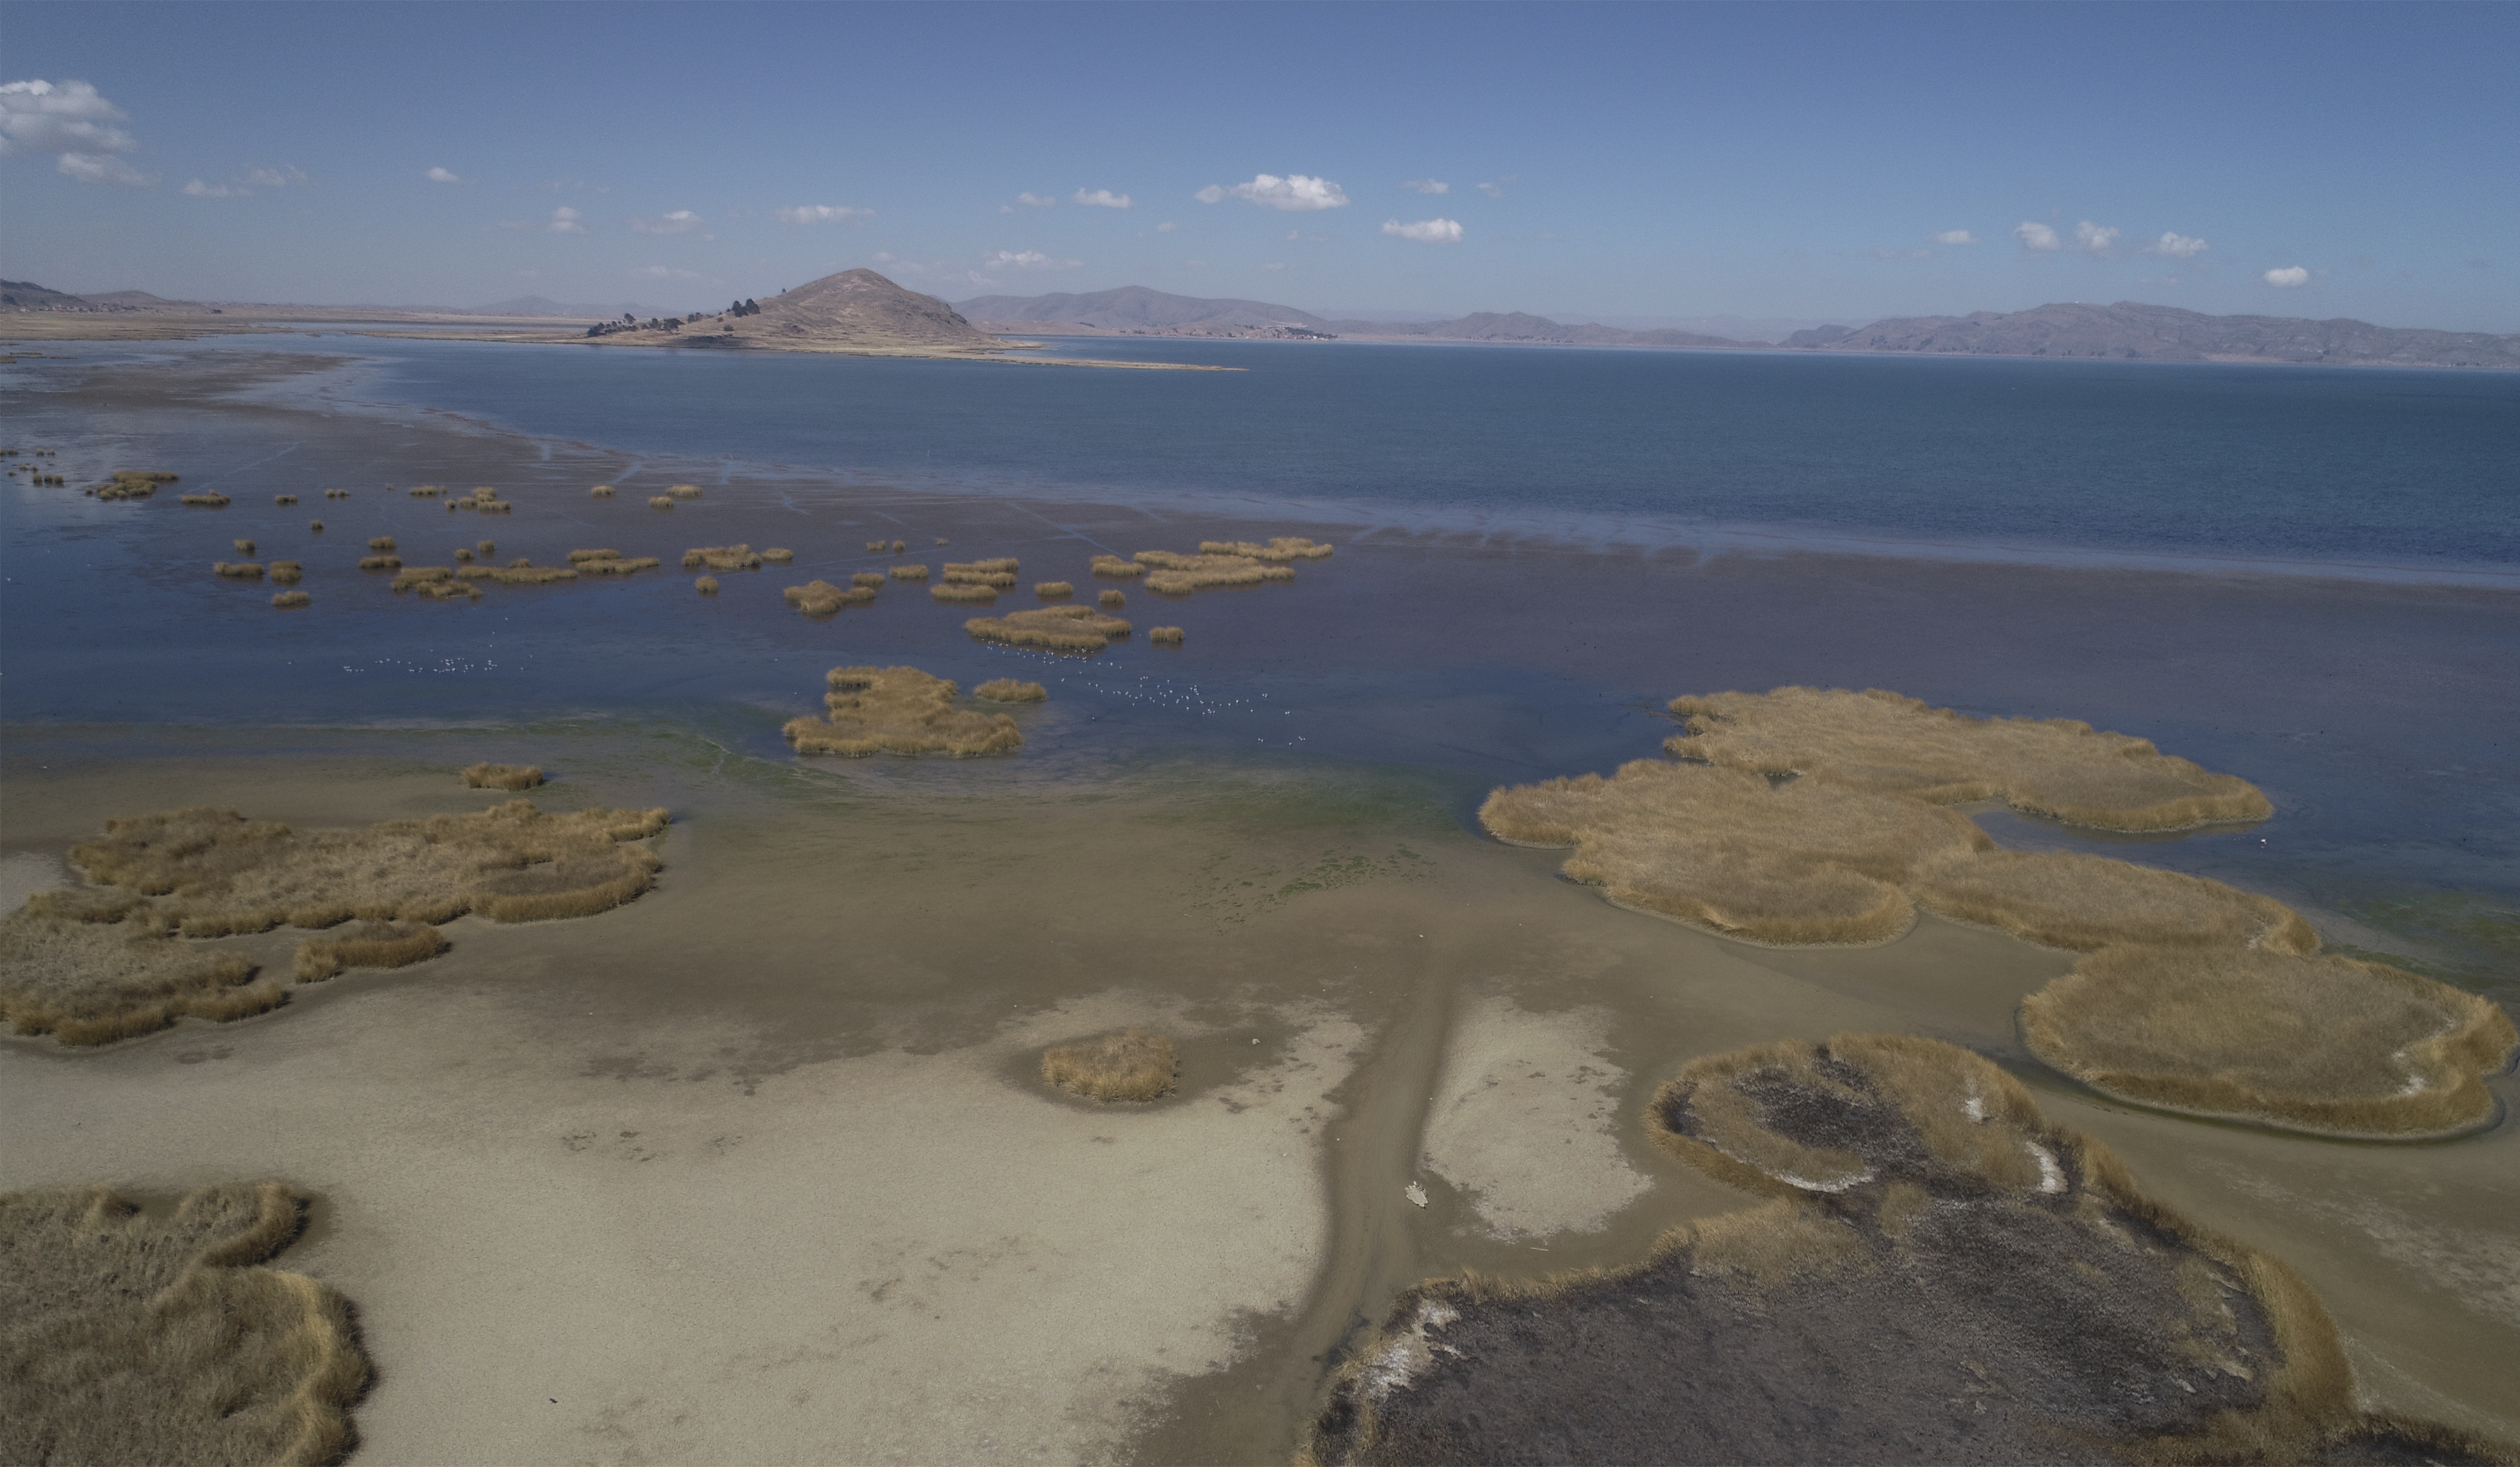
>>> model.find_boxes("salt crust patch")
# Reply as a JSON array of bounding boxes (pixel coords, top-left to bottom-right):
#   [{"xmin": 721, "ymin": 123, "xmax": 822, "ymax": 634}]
[
  {"xmin": 1419, "ymin": 993, "xmax": 1651, "ymax": 1240},
  {"xmin": 0, "ymin": 853, "xmax": 70, "ymax": 915},
  {"xmin": 2221, "ymin": 1165, "xmax": 2520, "ymax": 1334},
  {"xmin": 0, "ymin": 985, "xmax": 1370, "ymax": 1467}
]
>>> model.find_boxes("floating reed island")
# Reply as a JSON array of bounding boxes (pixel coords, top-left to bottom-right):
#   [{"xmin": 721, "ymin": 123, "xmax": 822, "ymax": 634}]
[
  {"xmin": 683, "ymin": 544, "xmax": 764, "ymax": 572},
  {"xmin": 463, "ymin": 762, "xmax": 544, "ymax": 791},
  {"xmin": 887, "ymin": 563, "xmax": 929, "ymax": 581},
  {"xmin": 761, "ymin": 547, "xmax": 795, "ymax": 564},
  {"xmin": 590, "ymin": 483, "xmax": 615, "ymax": 498},
  {"xmin": 569, "ymin": 549, "xmax": 662, "ymax": 576},
  {"xmin": 1090, "ymin": 554, "xmax": 1146, "ymax": 581},
  {"xmin": 1199, "ymin": 536, "xmax": 1336, "ymax": 563},
  {"xmin": 1150, "ymin": 626, "xmax": 1185, "ymax": 645},
  {"xmin": 1133, "ymin": 548, "xmax": 1298, "ymax": 596},
  {"xmin": 1035, "ymin": 580, "xmax": 1074, "ymax": 599},
  {"xmin": 1479, "ymin": 686, "xmax": 2515, "ymax": 1139},
  {"xmin": 232, "ymin": 539, "xmax": 255, "ymax": 555},
  {"xmin": 943, "ymin": 558, "xmax": 1021, "ymax": 588},
  {"xmin": 964, "ymin": 605, "xmax": 1131, "ymax": 654},
  {"xmin": 457, "ymin": 560, "xmax": 578, "ymax": 586},
  {"xmin": 0, "ymin": 1182, "xmax": 370, "ymax": 1467},
  {"xmin": 974, "ymin": 678, "xmax": 1048, "ymax": 703},
  {"xmin": 270, "ymin": 590, "xmax": 310, "ymax": 609},
  {"xmin": 783, "ymin": 666, "xmax": 1022, "ymax": 757},
  {"xmin": 369, "ymin": 537, "xmax": 396, "ymax": 553},
  {"xmin": 273, "ymin": 493, "xmax": 296, "ymax": 505},
  {"xmin": 323, "ymin": 487, "xmax": 350, "ymax": 500},
  {"xmin": 694, "ymin": 576, "xmax": 719, "ymax": 595},
  {"xmin": 268, "ymin": 561, "xmax": 303, "ymax": 584},
  {"xmin": 0, "ymin": 800, "xmax": 668, "ymax": 1045},
  {"xmin": 178, "ymin": 490, "xmax": 230, "ymax": 508},
  {"xmin": 449, "ymin": 485, "xmax": 512, "ymax": 514},
  {"xmin": 931, "ymin": 581, "xmax": 998, "ymax": 605},
  {"xmin": 213, "ymin": 561, "xmax": 265, "ymax": 580},
  {"xmin": 784, "ymin": 579, "xmax": 877, "ymax": 616},
  {"xmin": 1098, "ymin": 589, "xmax": 1126, "ymax": 608},
  {"xmin": 667, "ymin": 484, "xmax": 703, "ymax": 500},
  {"xmin": 852, "ymin": 571, "xmax": 886, "ymax": 589},
  {"xmin": 648, "ymin": 495, "xmax": 675, "ymax": 510},
  {"xmin": 1040, "ymin": 1028, "xmax": 1177, "ymax": 1101},
  {"xmin": 1307, "ymin": 1032, "xmax": 2506, "ymax": 1467}
]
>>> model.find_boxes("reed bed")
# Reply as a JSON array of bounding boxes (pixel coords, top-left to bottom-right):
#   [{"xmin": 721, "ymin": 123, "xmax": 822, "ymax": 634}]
[
  {"xmin": 1909, "ymin": 849, "xmax": 2319, "ymax": 955},
  {"xmin": 1150, "ymin": 626, "xmax": 1185, "ymax": 644},
  {"xmin": 178, "ymin": 492, "xmax": 231, "ymax": 508},
  {"xmin": 591, "ymin": 484, "xmax": 615, "ymax": 498},
  {"xmin": 695, "ymin": 576, "xmax": 719, "ymax": 595},
  {"xmin": 667, "ymin": 484, "xmax": 704, "ymax": 499},
  {"xmin": 784, "ymin": 579, "xmax": 876, "ymax": 616},
  {"xmin": 456, "ymin": 563, "xmax": 578, "ymax": 586},
  {"xmin": 408, "ymin": 485, "xmax": 440, "ymax": 498},
  {"xmin": 1098, "ymin": 589, "xmax": 1126, "ymax": 608},
  {"xmin": 682, "ymin": 545, "xmax": 764, "ymax": 572},
  {"xmin": 323, "ymin": 488, "xmax": 349, "ymax": 500},
  {"xmin": 463, "ymin": 763, "xmax": 544, "ymax": 791},
  {"xmin": 783, "ymin": 665, "xmax": 1023, "ymax": 757},
  {"xmin": 214, "ymin": 561, "xmax": 266, "ymax": 580},
  {"xmin": 1089, "ymin": 555, "xmax": 1145, "ymax": 580},
  {"xmin": 415, "ymin": 582, "xmax": 478, "ymax": 602},
  {"xmin": 574, "ymin": 554, "xmax": 661, "ymax": 576},
  {"xmin": 268, "ymin": 561, "xmax": 302, "ymax": 584},
  {"xmin": 0, "ymin": 894, "xmax": 273, "ymax": 1044},
  {"xmin": 974, "ymin": 678, "xmax": 1048, "ymax": 703},
  {"xmin": 292, "ymin": 919, "xmax": 448, "ymax": 982},
  {"xmin": 271, "ymin": 591, "xmax": 310, "ymax": 609},
  {"xmin": 761, "ymin": 548, "xmax": 794, "ymax": 564},
  {"xmin": 1040, "ymin": 1028, "xmax": 1177, "ymax": 1101},
  {"xmin": 477, "ymin": 540, "xmax": 495, "ymax": 555},
  {"xmin": 1667, "ymin": 687, "xmax": 2275, "ymax": 832},
  {"xmin": 1198, "ymin": 536, "xmax": 1336, "ymax": 562},
  {"xmin": 0, "ymin": 1182, "xmax": 370, "ymax": 1465},
  {"xmin": 888, "ymin": 563, "xmax": 929, "ymax": 581},
  {"xmin": 1035, "ymin": 581, "xmax": 1074, "ymax": 599},
  {"xmin": 308, "ymin": 521, "xmax": 323, "ymax": 532},
  {"xmin": 368, "ymin": 537, "xmax": 396, "ymax": 552},
  {"xmin": 274, "ymin": 494, "xmax": 297, "ymax": 505},
  {"xmin": 96, "ymin": 479, "xmax": 155, "ymax": 501},
  {"xmin": 390, "ymin": 567, "xmax": 454, "ymax": 592},
  {"xmin": 567, "ymin": 548, "xmax": 620, "ymax": 563},
  {"xmin": 867, "ymin": 540, "xmax": 888, "ymax": 552},
  {"xmin": 234, "ymin": 539, "xmax": 256, "ymax": 554},
  {"xmin": 648, "ymin": 495, "xmax": 675, "ymax": 509},
  {"xmin": 2022, "ymin": 948, "xmax": 2518, "ymax": 1137},
  {"xmin": 1133, "ymin": 549, "xmax": 1296, "ymax": 595},
  {"xmin": 943, "ymin": 558, "xmax": 1021, "ymax": 587},
  {"xmin": 930, "ymin": 581, "xmax": 999, "ymax": 604},
  {"xmin": 894, "ymin": 539, "xmax": 910, "ymax": 553},
  {"xmin": 964, "ymin": 605, "xmax": 1131, "ymax": 653},
  {"xmin": 454, "ymin": 547, "xmax": 473, "ymax": 563},
  {"xmin": 852, "ymin": 571, "xmax": 887, "ymax": 589}
]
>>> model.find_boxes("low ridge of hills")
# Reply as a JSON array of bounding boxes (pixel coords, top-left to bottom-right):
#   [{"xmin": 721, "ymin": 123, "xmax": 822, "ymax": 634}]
[
  {"xmin": 959, "ymin": 286, "xmax": 1329, "ymax": 333},
  {"xmin": 1784, "ymin": 300, "xmax": 2520, "ymax": 369}
]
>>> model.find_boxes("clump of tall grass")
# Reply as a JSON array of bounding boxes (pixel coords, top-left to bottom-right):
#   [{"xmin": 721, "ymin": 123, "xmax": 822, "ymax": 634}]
[
  {"xmin": 944, "ymin": 558, "xmax": 1021, "ymax": 587},
  {"xmin": 477, "ymin": 540, "xmax": 495, "ymax": 555},
  {"xmin": 888, "ymin": 563, "xmax": 929, "ymax": 581},
  {"xmin": 1098, "ymin": 588, "xmax": 1126, "ymax": 608},
  {"xmin": 695, "ymin": 576, "xmax": 719, "ymax": 595},
  {"xmin": 308, "ymin": 520, "xmax": 323, "ymax": 532},
  {"xmin": 1667, "ymin": 686, "xmax": 2274, "ymax": 833},
  {"xmin": 323, "ymin": 487, "xmax": 349, "ymax": 500},
  {"xmin": 784, "ymin": 579, "xmax": 876, "ymax": 616},
  {"xmin": 96, "ymin": 479, "xmax": 156, "ymax": 501},
  {"xmin": 682, "ymin": 545, "xmax": 763, "ymax": 571},
  {"xmin": 1150, "ymin": 625, "xmax": 1185, "ymax": 644},
  {"xmin": 964, "ymin": 605, "xmax": 1131, "ymax": 653},
  {"xmin": 271, "ymin": 591, "xmax": 310, "ymax": 609},
  {"xmin": 1089, "ymin": 554, "xmax": 1145, "ymax": 579},
  {"xmin": 975, "ymin": 678, "xmax": 1048, "ymax": 703},
  {"xmin": 852, "ymin": 571, "xmax": 886, "ymax": 589},
  {"xmin": 648, "ymin": 495, "xmax": 675, "ymax": 509},
  {"xmin": 274, "ymin": 494, "xmax": 297, "ymax": 505},
  {"xmin": 292, "ymin": 919, "xmax": 447, "ymax": 981},
  {"xmin": 0, "ymin": 1182, "xmax": 370, "ymax": 1463},
  {"xmin": 178, "ymin": 491, "xmax": 231, "ymax": 508},
  {"xmin": 1198, "ymin": 537, "xmax": 1335, "ymax": 562},
  {"xmin": 931, "ymin": 581, "xmax": 999, "ymax": 604},
  {"xmin": 567, "ymin": 548, "xmax": 619, "ymax": 563},
  {"xmin": 456, "ymin": 563, "xmax": 577, "ymax": 585},
  {"xmin": 1035, "ymin": 581, "xmax": 1074, "ymax": 598},
  {"xmin": 368, "ymin": 537, "xmax": 396, "ymax": 553},
  {"xmin": 895, "ymin": 539, "xmax": 911, "ymax": 553},
  {"xmin": 2022, "ymin": 948, "xmax": 2518, "ymax": 1137},
  {"xmin": 0, "ymin": 893, "xmax": 275, "ymax": 1044},
  {"xmin": 666, "ymin": 484, "xmax": 703, "ymax": 499},
  {"xmin": 590, "ymin": 484, "xmax": 615, "ymax": 498},
  {"xmin": 783, "ymin": 665, "xmax": 1023, "ymax": 757},
  {"xmin": 574, "ymin": 554, "xmax": 661, "ymax": 576},
  {"xmin": 463, "ymin": 763, "xmax": 544, "ymax": 791},
  {"xmin": 391, "ymin": 567, "xmax": 454, "ymax": 592},
  {"xmin": 866, "ymin": 539, "xmax": 887, "ymax": 552},
  {"xmin": 762, "ymin": 548, "xmax": 794, "ymax": 563},
  {"xmin": 454, "ymin": 548, "xmax": 474, "ymax": 562},
  {"xmin": 268, "ymin": 561, "xmax": 303, "ymax": 584},
  {"xmin": 214, "ymin": 561, "xmax": 266, "ymax": 580},
  {"xmin": 1133, "ymin": 549, "xmax": 1295, "ymax": 595},
  {"xmin": 234, "ymin": 539, "xmax": 256, "ymax": 554},
  {"xmin": 415, "ymin": 581, "xmax": 479, "ymax": 602},
  {"xmin": 1041, "ymin": 1028, "xmax": 1176, "ymax": 1101},
  {"xmin": 1908, "ymin": 849, "xmax": 2319, "ymax": 955},
  {"xmin": 408, "ymin": 485, "xmax": 441, "ymax": 498}
]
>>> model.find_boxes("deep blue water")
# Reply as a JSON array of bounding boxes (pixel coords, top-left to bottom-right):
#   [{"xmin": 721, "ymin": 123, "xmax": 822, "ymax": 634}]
[{"xmin": 334, "ymin": 335, "xmax": 2520, "ymax": 574}]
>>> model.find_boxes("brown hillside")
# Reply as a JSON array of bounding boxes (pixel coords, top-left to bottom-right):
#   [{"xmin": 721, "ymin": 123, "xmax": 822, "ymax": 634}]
[{"xmin": 602, "ymin": 269, "xmax": 1005, "ymax": 356}]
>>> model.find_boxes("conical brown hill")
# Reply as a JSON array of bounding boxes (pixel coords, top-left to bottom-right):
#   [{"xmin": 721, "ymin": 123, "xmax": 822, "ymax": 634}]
[{"xmin": 695, "ymin": 270, "xmax": 1003, "ymax": 354}]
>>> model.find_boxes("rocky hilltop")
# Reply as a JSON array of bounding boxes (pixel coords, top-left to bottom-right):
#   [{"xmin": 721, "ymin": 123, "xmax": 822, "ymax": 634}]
[
  {"xmin": 594, "ymin": 269, "xmax": 1005, "ymax": 356},
  {"xmin": 1788, "ymin": 301, "xmax": 2520, "ymax": 369}
]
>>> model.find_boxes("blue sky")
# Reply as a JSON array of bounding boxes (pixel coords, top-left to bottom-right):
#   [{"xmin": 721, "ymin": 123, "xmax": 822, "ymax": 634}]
[{"xmin": 5, "ymin": 2, "xmax": 2515, "ymax": 330}]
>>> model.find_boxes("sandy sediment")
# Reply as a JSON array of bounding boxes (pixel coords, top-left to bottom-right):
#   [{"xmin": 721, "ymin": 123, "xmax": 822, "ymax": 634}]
[{"xmin": 1417, "ymin": 995, "xmax": 1651, "ymax": 1241}]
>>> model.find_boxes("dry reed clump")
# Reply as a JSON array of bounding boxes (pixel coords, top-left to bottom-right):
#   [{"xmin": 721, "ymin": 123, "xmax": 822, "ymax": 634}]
[
  {"xmin": 567, "ymin": 548, "xmax": 617, "ymax": 563},
  {"xmin": 269, "ymin": 561, "xmax": 303, "ymax": 585},
  {"xmin": 974, "ymin": 678, "xmax": 1048, "ymax": 703},
  {"xmin": 1908, "ymin": 849, "xmax": 2320, "ymax": 954},
  {"xmin": 682, "ymin": 544, "xmax": 764, "ymax": 571},
  {"xmin": 590, "ymin": 484, "xmax": 615, "ymax": 498},
  {"xmin": 323, "ymin": 488, "xmax": 349, "ymax": 500},
  {"xmin": 648, "ymin": 495, "xmax": 675, "ymax": 509},
  {"xmin": 178, "ymin": 491, "xmax": 231, "ymax": 508},
  {"xmin": 476, "ymin": 540, "xmax": 495, "ymax": 555},
  {"xmin": 573, "ymin": 553, "xmax": 662, "ymax": 576},
  {"xmin": 2022, "ymin": 948, "xmax": 2519, "ymax": 1137},
  {"xmin": 931, "ymin": 581, "xmax": 999, "ymax": 605},
  {"xmin": 783, "ymin": 579, "xmax": 877, "ymax": 616},
  {"xmin": 390, "ymin": 566, "xmax": 454, "ymax": 592},
  {"xmin": 667, "ymin": 484, "xmax": 704, "ymax": 500},
  {"xmin": 462, "ymin": 762, "xmax": 544, "ymax": 791},
  {"xmin": 944, "ymin": 558, "xmax": 1021, "ymax": 587},
  {"xmin": 1199, "ymin": 536, "xmax": 1336, "ymax": 562},
  {"xmin": 1098, "ymin": 588, "xmax": 1126, "ymax": 608},
  {"xmin": 1089, "ymin": 554, "xmax": 1145, "ymax": 580},
  {"xmin": 214, "ymin": 561, "xmax": 266, "ymax": 580},
  {"xmin": 1134, "ymin": 548, "xmax": 1297, "ymax": 595},
  {"xmin": 866, "ymin": 539, "xmax": 887, "ymax": 552},
  {"xmin": 783, "ymin": 665, "xmax": 1023, "ymax": 757},
  {"xmin": 456, "ymin": 563, "xmax": 578, "ymax": 585},
  {"xmin": 291, "ymin": 919, "xmax": 447, "ymax": 982},
  {"xmin": 454, "ymin": 548, "xmax": 474, "ymax": 562},
  {"xmin": 1040, "ymin": 1028, "xmax": 1177, "ymax": 1101},
  {"xmin": 271, "ymin": 591, "xmax": 310, "ymax": 609},
  {"xmin": 887, "ymin": 563, "xmax": 929, "ymax": 581},
  {"xmin": 964, "ymin": 605, "xmax": 1132, "ymax": 654},
  {"xmin": 234, "ymin": 538, "xmax": 256, "ymax": 554},
  {"xmin": 761, "ymin": 547, "xmax": 794, "ymax": 564},
  {"xmin": 1480, "ymin": 759, "xmax": 1991, "ymax": 945},
  {"xmin": 1667, "ymin": 687, "xmax": 2274, "ymax": 833},
  {"xmin": 308, "ymin": 520, "xmax": 323, "ymax": 532},
  {"xmin": 851, "ymin": 571, "xmax": 886, "ymax": 589},
  {"xmin": 96, "ymin": 478, "xmax": 157, "ymax": 501},
  {"xmin": 356, "ymin": 555, "xmax": 399, "ymax": 570},
  {"xmin": 1150, "ymin": 625, "xmax": 1185, "ymax": 644},
  {"xmin": 368, "ymin": 537, "xmax": 396, "ymax": 553},
  {"xmin": 895, "ymin": 539, "xmax": 910, "ymax": 553},
  {"xmin": 408, "ymin": 485, "xmax": 441, "ymax": 498},
  {"xmin": 0, "ymin": 1182, "xmax": 370, "ymax": 1465},
  {"xmin": 0, "ymin": 801, "xmax": 674, "ymax": 1042},
  {"xmin": 1035, "ymin": 580, "xmax": 1074, "ymax": 599},
  {"xmin": 416, "ymin": 581, "xmax": 480, "ymax": 602},
  {"xmin": 274, "ymin": 493, "xmax": 297, "ymax": 505},
  {"xmin": 695, "ymin": 576, "xmax": 719, "ymax": 595}
]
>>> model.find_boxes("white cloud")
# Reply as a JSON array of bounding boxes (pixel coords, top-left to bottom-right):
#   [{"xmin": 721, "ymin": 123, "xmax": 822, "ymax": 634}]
[
  {"xmin": 982, "ymin": 250, "xmax": 1081, "ymax": 271},
  {"xmin": 1382, "ymin": 217, "xmax": 1464, "ymax": 244},
  {"xmin": 2263, "ymin": 265, "xmax": 2310, "ymax": 288},
  {"xmin": 547, "ymin": 207, "xmax": 585, "ymax": 234},
  {"xmin": 2145, "ymin": 231, "xmax": 2209, "ymax": 259},
  {"xmin": 632, "ymin": 209, "xmax": 704, "ymax": 235},
  {"xmin": 1476, "ymin": 181, "xmax": 1505, "ymax": 199},
  {"xmin": 1932, "ymin": 229, "xmax": 1977, "ymax": 246},
  {"xmin": 1195, "ymin": 173, "xmax": 1349, "ymax": 210},
  {"xmin": 181, "ymin": 178, "xmax": 249, "ymax": 197},
  {"xmin": 1401, "ymin": 178, "xmax": 1449, "ymax": 195},
  {"xmin": 425, "ymin": 166, "xmax": 466, "ymax": 184},
  {"xmin": 2073, "ymin": 220, "xmax": 2121, "ymax": 254},
  {"xmin": 1155, "ymin": 220, "xmax": 1178, "ymax": 233},
  {"xmin": 1, "ymin": 79, "xmax": 159, "ymax": 186},
  {"xmin": 2014, "ymin": 220, "xmax": 2062, "ymax": 251},
  {"xmin": 776, "ymin": 204, "xmax": 872, "ymax": 225},
  {"xmin": 1073, "ymin": 187, "xmax": 1131, "ymax": 209}
]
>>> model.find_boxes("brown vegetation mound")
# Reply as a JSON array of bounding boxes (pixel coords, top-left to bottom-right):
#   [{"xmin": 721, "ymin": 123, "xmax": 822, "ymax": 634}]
[
  {"xmin": 974, "ymin": 678, "xmax": 1048, "ymax": 703},
  {"xmin": 964, "ymin": 605, "xmax": 1131, "ymax": 654},
  {"xmin": 368, "ymin": 537, "xmax": 396, "ymax": 552},
  {"xmin": 463, "ymin": 763, "xmax": 544, "ymax": 791},
  {"xmin": 1098, "ymin": 589, "xmax": 1126, "ymax": 608},
  {"xmin": 1089, "ymin": 555, "xmax": 1144, "ymax": 580},
  {"xmin": 271, "ymin": 591, "xmax": 310, "ymax": 609},
  {"xmin": 274, "ymin": 494, "xmax": 297, "ymax": 505},
  {"xmin": 2023, "ymin": 948, "xmax": 2519, "ymax": 1137},
  {"xmin": 1150, "ymin": 626, "xmax": 1185, "ymax": 644},
  {"xmin": 667, "ymin": 484, "xmax": 703, "ymax": 500},
  {"xmin": 1910, "ymin": 849, "xmax": 2320, "ymax": 954},
  {"xmin": 457, "ymin": 564, "xmax": 578, "ymax": 586},
  {"xmin": 574, "ymin": 553, "xmax": 661, "ymax": 576},
  {"xmin": 391, "ymin": 566, "xmax": 453, "ymax": 592},
  {"xmin": 783, "ymin": 666, "xmax": 1022, "ymax": 757},
  {"xmin": 292, "ymin": 919, "xmax": 448, "ymax": 982},
  {"xmin": 761, "ymin": 547, "xmax": 794, "ymax": 563},
  {"xmin": 784, "ymin": 579, "xmax": 876, "ymax": 616},
  {"xmin": 852, "ymin": 571, "xmax": 886, "ymax": 589},
  {"xmin": 214, "ymin": 561, "xmax": 265, "ymax": 580},
  {"xmin": 1667, "ymin": 686, "xmax": 2273, "ymax": 832},
  {"xmin": 357, "ymin": 555, "xmax": 399, "ymax": 571},
  {"xmin": 567, "ymin": 548, "xmax": 622, "ymax": 563},
  {"xmin": 648, "ymin": 495, "xmax": 675, "ymax": 509},
  {"xmin": 1134, "ymin": 549, "xmax": 1296, "ymax": 595},
  {"xmin": 944, "ymin": 558, "xmax": 1021, "ymax": 587},
  {"xmin": 1035, "ymin": 581, "xmax": 1074, "ymax": 599},
  {"xmin": 1041, "ymin": 1028, "xmax": 1176, "ymax": 1101},
  {"xmin": 887, "ymin": 563, "xmax": 929, "ymax": 581},
  {"xmin": 1198, "ymin": 536, "xmax": 1335, "ymax": 562},
  {"xmin": 683, "ymin": 544, "xmax": 764, "ymax": 571},
  {"xmin": 268, "ymin": 561, "xmax": 302, "ymax": 585},
  {"xmin": 234, "ymin": 539, "xmax": 256, "ymax": 554},
  {"xmin": 0, "ymin": 1183, "xmax": 369, "ymax": 1466},
  {"xmin": 178, "ymin": 492, "xmax": 230, "ymax": 508},
  {"xmin": 931, "ymin": 581, "xmax": 998, "ymax": 604},
  {"xmin": 590, "ymin": 484, "xmax": 615, "ymax": 498}
]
